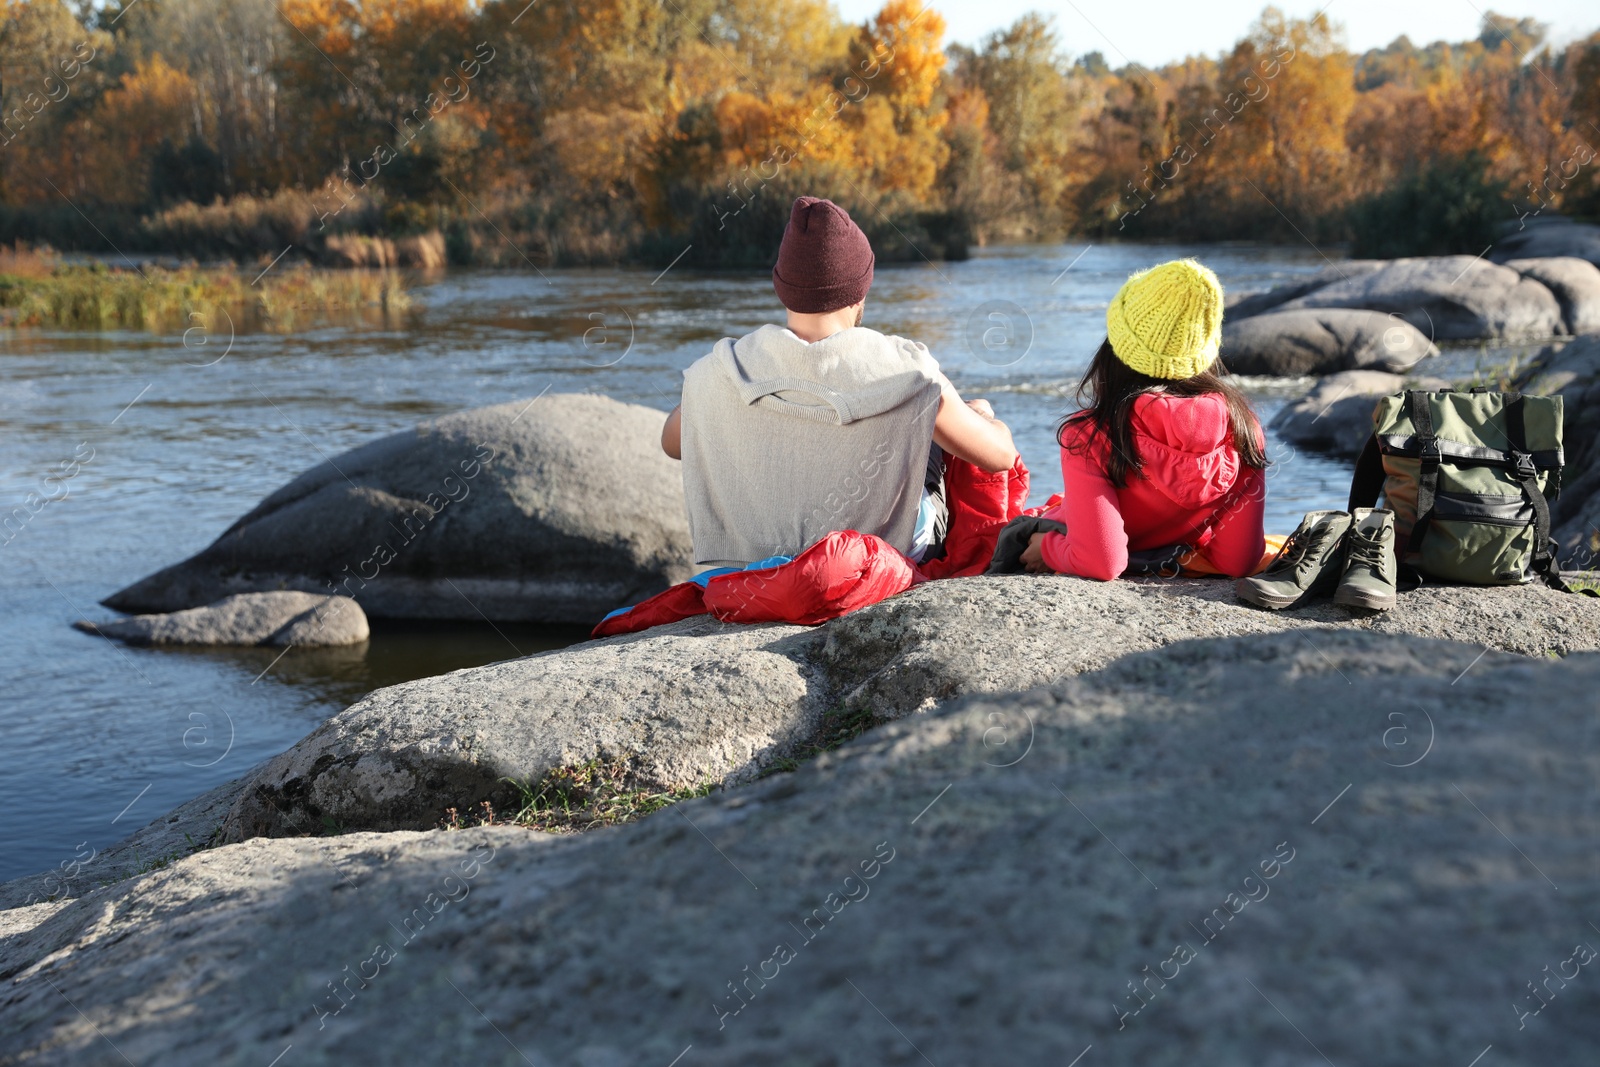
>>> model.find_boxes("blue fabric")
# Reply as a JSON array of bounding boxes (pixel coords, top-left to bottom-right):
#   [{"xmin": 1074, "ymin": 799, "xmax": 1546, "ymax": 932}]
[
  {"xmin": 689, "ymin": 567, "xmax": 741, "ymax": 589},
  {"xmin": 607, "ymin": 556, "xmax": 798, "ymax": 621},
  {"xmin": 909, "ymin": 489, "xmax": 937, "ymax": 564}
]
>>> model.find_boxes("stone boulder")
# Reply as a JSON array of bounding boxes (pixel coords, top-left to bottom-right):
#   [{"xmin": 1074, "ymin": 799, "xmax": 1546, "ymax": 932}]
[
  {"xmin": 103, "ymin": 394, "xmax": 694, "ymax": 625},
  {"xmin": 1505, "ymin": 257, "xmax": 1600, "ymax": 335},
  {"xmin": 1220, "ymin": 308, "xmax": 1438, "ymax": 376},
  {"xmin": 1278, "ymin": 256, "xmax": 1563, "ymax": 341},
  {"xmin": 218, "ymin": 575, "xmax": 1600, "ymax": 841},
  {"xmin": 74, "ymin": 592, "xmax": 368, "ymax": 647},
  {"xmin": 1490, "ymin": 217, "xmax": 1600, "ymax": 268},
  {"xmin": 1271, "ymin": 370, "xmax": 1449, "ymax": 458},
  {"xmin": 1224, "ymin": 261, "xmax": 1388, "ymax": 320},
  {"xmin": 1516, "ymin": 336, "xmax": 1600, "ymax": 566},
  {"xmin": 5, "ymin": 630, "xmax": 1600, "ymax": 1065}
]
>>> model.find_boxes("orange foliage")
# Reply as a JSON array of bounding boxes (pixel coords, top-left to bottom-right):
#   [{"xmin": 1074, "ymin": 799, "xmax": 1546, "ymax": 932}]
[{"xmin": 2, "ymin": 0, "xmax": 1599, "ymax": 249}]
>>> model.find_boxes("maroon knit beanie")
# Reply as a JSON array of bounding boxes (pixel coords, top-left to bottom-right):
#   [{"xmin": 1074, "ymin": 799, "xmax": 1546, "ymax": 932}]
[{"xmin": 771, "ymin": 196, "xmax": 875, "ymax": 314}]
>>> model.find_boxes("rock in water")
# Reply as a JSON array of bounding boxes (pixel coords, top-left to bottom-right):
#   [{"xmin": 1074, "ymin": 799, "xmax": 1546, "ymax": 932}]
[
  {"xmin": 1516, "ymin": 336, "xmax": 1600, "ymax": 566},
  {"xmin": 218, "ymin": 576, "xmax": 1600, "ymax": 840},
  {"xmin": 1490, "ymin": 217, "xmax": 1600, "ymax": 268},
  {"xmin": 102, "ymin": 394, "xmax": 694, "ymax": 624},
  {"xmin": 1279, "ymin": 256, "xmax": 1563, "ymax": 340},
  {"xmin": 5, "ymin": 631, "xmax": 1600, "ymax": 1064},
  {"xmin": 74, "ymin": 592, "xmax": 368, "ymax": 647},
  {"xmin": 1224, "ymin": 261, "xmax": 1388, "ymax": 321},
  {"xmin": 1504, "ymin": 257, "xmax": 1600, "ymax": 335},
  {"xmin": 1271, "ymin": 370, "xmax": 1448, "ymax": 457},
  {"xmin": 1220, "ymin": 309, "xmax": 1438, "ymax": 376}
]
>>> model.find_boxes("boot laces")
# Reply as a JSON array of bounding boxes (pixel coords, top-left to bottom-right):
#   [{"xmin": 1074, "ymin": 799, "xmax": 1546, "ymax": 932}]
[
  {"xmin": 1272, "ymin": 522, "xmax": 1337, "ymax": 574},
  {"xmin": 1347, "ymin": 526, "xmax": 1387, "ymax": 570}
]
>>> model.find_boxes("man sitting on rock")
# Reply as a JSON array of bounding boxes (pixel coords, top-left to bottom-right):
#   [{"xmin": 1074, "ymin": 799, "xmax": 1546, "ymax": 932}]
[{"xmin": 660, "ymin": 195, "xmax": 1022, "ymax": 571}]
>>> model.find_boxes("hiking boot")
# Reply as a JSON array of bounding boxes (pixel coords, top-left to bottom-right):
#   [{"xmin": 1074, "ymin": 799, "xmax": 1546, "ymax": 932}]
[
  {"xmin": 1235, "ymin": 510, "xmax": 1353, "ymax": 610},
  {"xmin": 1334, "ymin": 508, "xmax": 1398, "ymax": 611}
]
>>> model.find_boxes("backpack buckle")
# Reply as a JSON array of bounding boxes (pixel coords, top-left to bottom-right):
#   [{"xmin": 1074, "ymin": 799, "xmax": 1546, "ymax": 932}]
[
  {"xmin": 1417, "ymin": 435, "xmax": 1442, "ymax": 462},
  {"xmin": 1510, "ymin": 450, "xmax": 1537, "ymax": 479}
]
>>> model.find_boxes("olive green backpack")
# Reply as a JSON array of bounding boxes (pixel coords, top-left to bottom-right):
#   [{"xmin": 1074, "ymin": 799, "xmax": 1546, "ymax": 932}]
[{"xmin": 1348, "ymin": 388, "xmax": 1591, "ymax": 593}]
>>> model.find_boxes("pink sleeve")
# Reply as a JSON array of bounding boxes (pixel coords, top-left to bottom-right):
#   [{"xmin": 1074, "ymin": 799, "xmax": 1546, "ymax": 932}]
[
  {"xmin": 1200, "ymin": 465, "xmax": 1267, "ymax": 578},
  {"xmin": 1039, "ymin": 439, "xmax": 1127, "ymax": 581}
]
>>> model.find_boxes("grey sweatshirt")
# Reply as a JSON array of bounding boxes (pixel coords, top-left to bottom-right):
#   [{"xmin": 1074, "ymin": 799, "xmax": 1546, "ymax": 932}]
[{"xmin": 679, "ymin": 324, "xmax": 943, "ymax": 565}]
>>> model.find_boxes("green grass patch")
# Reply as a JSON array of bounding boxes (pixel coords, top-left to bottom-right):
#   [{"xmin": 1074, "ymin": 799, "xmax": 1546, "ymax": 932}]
[
  {"xmin": 442, "ymin": 760, "xmax": 717, "ymax": 835},
  {"xmin": 439, "ymin": 705, "xmax": 883, "ymax": 835},
  {"xmin": 0, "ymin": 254, "xmax": 412, "ymax": 332},
  {"xmin": 760, "ymin": 703, "xmax": 880, "ymax": 776}
]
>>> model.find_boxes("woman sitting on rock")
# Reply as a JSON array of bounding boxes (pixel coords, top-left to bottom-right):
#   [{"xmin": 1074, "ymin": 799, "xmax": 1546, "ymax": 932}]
[{"xmin": 1018, "ymin": 259, "xmax": 1268, "ymax": 580}]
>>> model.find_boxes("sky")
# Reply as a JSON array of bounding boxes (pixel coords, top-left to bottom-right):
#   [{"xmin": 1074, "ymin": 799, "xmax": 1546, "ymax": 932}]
[{"xmin": 832, "ymin": 0, "xmax": 1600, "ymax": 65}]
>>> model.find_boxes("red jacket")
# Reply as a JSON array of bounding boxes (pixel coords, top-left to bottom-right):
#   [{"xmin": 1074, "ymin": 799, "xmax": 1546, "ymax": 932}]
[{"xmin": 1040, "ymin": 392, "xmax": 1265, "ymax": 581}]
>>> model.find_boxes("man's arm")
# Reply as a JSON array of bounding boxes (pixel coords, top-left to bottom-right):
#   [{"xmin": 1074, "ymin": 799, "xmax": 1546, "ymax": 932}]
[
  {"xmin": 662, "ymin": 405, "xmax": 682, "ymax": 459},
  {"xmin": 931, "ymin": 376, "xmax": 1018, "ymax": 473}
]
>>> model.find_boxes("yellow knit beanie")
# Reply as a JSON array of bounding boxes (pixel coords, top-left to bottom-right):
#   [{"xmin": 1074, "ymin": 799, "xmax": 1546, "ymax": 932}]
[{"xmin": 1105, "ymin": 259, "xmax": 1225, "ymax": 380}]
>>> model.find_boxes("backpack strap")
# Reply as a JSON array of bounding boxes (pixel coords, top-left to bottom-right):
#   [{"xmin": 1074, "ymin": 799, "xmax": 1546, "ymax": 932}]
[
  {"xmin": 1348, "ymin": 433, "xmax": 1385, "ymax": 511},
  {"xmin": 1348, "ymin": 419, "xmax": 1429, "ymax": 589},
  {"xmin": 1404, "ymin": 390, "xmax": 1441, "ymax": 558},
  {"xmin": 1503, "ymin": 394, "xmax": 1597, "ymax": 596}
]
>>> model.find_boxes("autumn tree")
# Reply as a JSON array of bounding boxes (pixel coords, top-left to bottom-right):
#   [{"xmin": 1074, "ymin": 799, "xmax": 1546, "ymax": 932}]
[
  {"xmin": 845, "ymin": 0, "xmax": 950, "ymax": 201},
  {"xmin": 952, "ymin": 14, "xmax": 1086, "ymax": 232},
  {"xmin": 1208, "ymin": 8, "xmax": 1355, "ymax": 235}
]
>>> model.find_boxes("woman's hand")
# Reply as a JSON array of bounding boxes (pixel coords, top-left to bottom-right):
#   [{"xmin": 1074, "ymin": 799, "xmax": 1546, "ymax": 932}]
[
  {"xmin": 1020, "ymin": 532, "xmax": 1051, "ymax": 574},
  {"xmin": 966, "ymin": 398, "xmax": 995, "ymax": 419}
]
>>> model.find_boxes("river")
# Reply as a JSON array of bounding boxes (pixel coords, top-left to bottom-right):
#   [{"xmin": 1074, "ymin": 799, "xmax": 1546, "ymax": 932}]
[{"xmin": 0, "ymin": 241, "xmax": 1357, "ymax": 882}]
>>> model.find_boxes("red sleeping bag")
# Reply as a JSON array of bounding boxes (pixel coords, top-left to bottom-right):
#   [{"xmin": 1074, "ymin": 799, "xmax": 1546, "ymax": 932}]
[
  {"xmin": 704, "ymin": 529, "xmax": 918, "ymax": 625},
  {"xmin": 591, "ymin": 455, "xmax": 1028, "ymax": 639}
]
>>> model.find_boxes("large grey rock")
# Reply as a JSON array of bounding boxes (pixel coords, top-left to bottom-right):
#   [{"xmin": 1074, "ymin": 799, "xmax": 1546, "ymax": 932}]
[
  {"xmin": 1517, "ymin": 336, "xmax": 1600, "ymax": 565},
  {"xmin": 103, "ymin": 394, "xmax": 694, "ymax": 625},
  {"xmin": 1271, "ymin": 370, "xmax": 1449, "ymax": 457},
  {"xmin": 1224, "ymin": 261, "xmax": 1388, "ymax": 320},
  {"xmin": 4, "ymin": 630, "xmax": 1599, "ymax": 1065},
  {"xmin": 1505, "ymin": 257, "xmax": 1600, "ymax": 335},
  {"xmin": 1221, "ymin": 308, "xmax": 1438, "ymax": 376},
  {"xmin": 1279, "ymin": 256, "xmax": 1564, "ymax": 340},
  {"xmin": 218, "ymin": 575, "xmax": 1600, "ymax": 841},
  {"xmin": 1491, "ymin": 217, "xmax": 1600, "ymax": 268},
  {"xmin": 73, "ymin": 592, "xmax": 368, "ymax": 647}
]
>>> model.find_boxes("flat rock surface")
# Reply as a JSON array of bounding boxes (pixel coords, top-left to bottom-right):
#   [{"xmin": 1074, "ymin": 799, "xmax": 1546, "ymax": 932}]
[
  {"xmin": 219, "ymin": 575, "xmax": 1600, "ymax": 840},
  {"xmin": 1271, "ymin": 370, "xmax": 1449, "ymax": 458},
  {"xmin": 102, "ymin": 394, "xmax": 694, "ymax": 625},
  {"xmin": 74, "ymin": 592, "xmax": 368, "ymax": 647},
  {"xmin": 3, "ymin": 630, "xmax": 1597, "ymax": 1065},
  {"xmin": 1280, "ymin": 256, "xmax": 1564, "ymax": 341},
  {"xmin": 1221, "ymin": 308, "xmax": 1438, "ymax": 376}
]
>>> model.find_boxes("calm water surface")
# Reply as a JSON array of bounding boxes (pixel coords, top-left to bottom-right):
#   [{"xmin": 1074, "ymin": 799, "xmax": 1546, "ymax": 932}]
[{"xmin": 0, "ymin": 242, "xmax": 1358, "ymax": 881}]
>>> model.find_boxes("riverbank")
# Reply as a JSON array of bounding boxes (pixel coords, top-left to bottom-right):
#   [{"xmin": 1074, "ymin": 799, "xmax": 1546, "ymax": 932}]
[
  {"xmin": 0, "ymin": 243, "xmax": 1420, "ymax": 884},
  {"xmin": 0, "ymin": 248, "xmax": 412, "ymax": 332}
]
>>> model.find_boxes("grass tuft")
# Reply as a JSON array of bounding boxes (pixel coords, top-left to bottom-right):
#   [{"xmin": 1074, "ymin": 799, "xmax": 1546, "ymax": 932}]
[
  {"xmin": 441, "ymin": 761, "xmax": 715, "ymax": 835},
  {"xmin": 760, "ymin": 704, "xmax": 880, "ymax": 777},
  {"xmin": 439, "ymin": 706, "xmax": 883, "ymax": 836},
  {"xmin": 0, "ymin": 250, "xmax": 412, "ymax": 332}
]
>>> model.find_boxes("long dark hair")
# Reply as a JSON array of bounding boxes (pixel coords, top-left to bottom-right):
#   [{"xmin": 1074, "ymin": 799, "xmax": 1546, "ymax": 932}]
[{"xmin": 1058, "ymin": 338, "xmax": 1268, "ymax": 489}]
